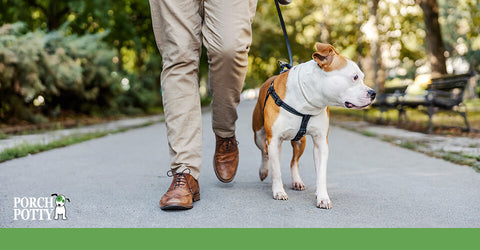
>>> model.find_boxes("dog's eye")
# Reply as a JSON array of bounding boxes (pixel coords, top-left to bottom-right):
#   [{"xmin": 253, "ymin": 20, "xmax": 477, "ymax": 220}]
[{"xmin": 353, "ymin": 74, "xmax": 359, "ymax": 81}]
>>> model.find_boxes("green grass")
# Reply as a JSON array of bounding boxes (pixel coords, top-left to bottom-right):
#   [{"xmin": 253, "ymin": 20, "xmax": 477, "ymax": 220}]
[
  {"xmin": 441, "ymin": 153, "xmax": 474, "ymax": 166},
  {"xmin": 461, "ymin": 153, "xmax": 480, "ymax": 161},
  {"xmin": 0, "ymin": 120, "xmax": 157, "ymax": 163},
  {"xmin": 398, "ymin": 141, "xmax": 417, "ymax": 150},
  {"xmin": 361, "ymin": 131, "xmax": 377, "ymax": 137},
  {"xmin": 0, "ymin": 131, "xmax": 7, "ymax": 140},
  {"xmin": 379, "ymin": 135, "xmax": 417, "ymax": 150},
  {"xmin": 465, "ymin": 98, "xmax": 480, "ymax": 108},
  {"xmin": 381, "ymin": 136, "xmax": 395, "ymax": 143}
]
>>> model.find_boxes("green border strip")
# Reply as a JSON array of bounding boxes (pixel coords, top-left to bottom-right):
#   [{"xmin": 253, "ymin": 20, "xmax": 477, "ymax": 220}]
[{"xmin": 1, "ymin": 228, "xmax": 479, "ymax": 249}]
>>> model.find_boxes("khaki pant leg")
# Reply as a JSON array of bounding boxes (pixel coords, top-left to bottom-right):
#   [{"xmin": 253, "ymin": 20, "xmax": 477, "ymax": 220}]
[
  {"xmin": 149, "ymin": 0, "xmax": 203, "ymax": 180},
  {"xmin": 202, "ymin": 0, "xmax": 258, "ymax": 138}
]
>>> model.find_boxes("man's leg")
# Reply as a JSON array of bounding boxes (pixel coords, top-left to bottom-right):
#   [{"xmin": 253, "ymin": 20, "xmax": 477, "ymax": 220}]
[
  {"xmin": 150, "ymin": 0, "xmax": 203, "ymax": 180},
  {"xmin": 149, "ymin": 0, "xmax": 203, "ymax": 209},
  {"xmin": 203, "ymin": 0, "xmax": 258, "ymax": 182}
]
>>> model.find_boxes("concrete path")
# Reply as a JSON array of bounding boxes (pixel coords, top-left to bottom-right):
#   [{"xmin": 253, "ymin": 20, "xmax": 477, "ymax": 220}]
[{"xmin": 1, "ymin": 100, "xmax": 479, "ymax": 228}]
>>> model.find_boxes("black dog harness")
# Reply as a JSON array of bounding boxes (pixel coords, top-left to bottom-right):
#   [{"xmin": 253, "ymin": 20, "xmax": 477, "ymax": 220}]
[{"xmin": 263, "ymin": 80, "xmax": 312, "ymax": 141}]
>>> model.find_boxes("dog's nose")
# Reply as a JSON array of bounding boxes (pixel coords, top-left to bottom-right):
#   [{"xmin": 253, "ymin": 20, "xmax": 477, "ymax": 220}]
[{"xmin": 368, "ymin": 90, "xmax": 376, "ymax": 101}]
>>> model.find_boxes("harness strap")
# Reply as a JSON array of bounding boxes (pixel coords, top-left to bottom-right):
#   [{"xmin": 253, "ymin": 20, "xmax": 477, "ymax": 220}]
[{"xmin": 263, "ymin": 81, "xmax": 312, "ymax": 141}]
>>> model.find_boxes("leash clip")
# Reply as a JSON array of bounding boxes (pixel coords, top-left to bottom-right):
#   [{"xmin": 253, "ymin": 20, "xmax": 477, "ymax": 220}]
[{"xmin": 278, "ymin": 60, "xmax": 292, "ymax": 73}]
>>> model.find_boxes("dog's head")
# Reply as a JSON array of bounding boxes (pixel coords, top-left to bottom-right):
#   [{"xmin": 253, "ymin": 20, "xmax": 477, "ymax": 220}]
[
  {"xmin": 51, "ymin": 194, "xmax": 70, "ymax": 207},
  {"xmin": 312, "ymin": 43, "xmax": 375, "ymax": 109}
]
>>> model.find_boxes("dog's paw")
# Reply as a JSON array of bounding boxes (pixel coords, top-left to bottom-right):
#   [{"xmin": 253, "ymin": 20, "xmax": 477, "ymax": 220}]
[
  {"xmin": 316, "ymin": 198, "xmax": 332, "ymax": 209},
  {"xmin": 273, "ymin": 190, "xmax": 289, "ymax": 200},
  {"xmin": 292, "ymin": 181, "xmax": 306, "ymax": 191},
  {"xmin": 259, "ymin": 168, "xmax": 268, "ymax": 181}
]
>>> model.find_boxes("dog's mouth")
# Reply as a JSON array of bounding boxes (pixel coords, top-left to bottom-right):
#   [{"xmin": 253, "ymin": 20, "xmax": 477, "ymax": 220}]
[{"xmin": 345, "ymin": 101, "xmax": 370, "ymax": 109}]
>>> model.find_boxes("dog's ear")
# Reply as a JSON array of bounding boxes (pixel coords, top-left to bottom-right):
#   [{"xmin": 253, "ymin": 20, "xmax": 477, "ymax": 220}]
[
  {"xmin": 312, "ymin": 43, "xmax": 336, "ymax": 69},
  {"xmin": 312, "ymin": 43, "xmax": 346, "ymax": 71},
  {"xmin": 51, "ymin": 193, "xmax": 58, "ymax": 197},
  {"xmin": 66, "ymin": 198, "xmax": 70, "ymax": 202}
]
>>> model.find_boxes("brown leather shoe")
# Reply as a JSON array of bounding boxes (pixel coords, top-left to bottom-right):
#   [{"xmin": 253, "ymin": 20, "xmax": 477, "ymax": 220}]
[
  {"xmin": 159, "ymin": 169, "xmax": 200, "ymax": 210},
  {"xmin": 213, "ymin": 135, "xmax": 239, "ymax": 183}
]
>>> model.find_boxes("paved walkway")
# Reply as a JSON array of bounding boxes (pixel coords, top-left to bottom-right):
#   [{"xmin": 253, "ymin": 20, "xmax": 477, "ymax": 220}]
[{"xmin": 1, "ymin": 100, "xmax": 479, "ymax": 227}]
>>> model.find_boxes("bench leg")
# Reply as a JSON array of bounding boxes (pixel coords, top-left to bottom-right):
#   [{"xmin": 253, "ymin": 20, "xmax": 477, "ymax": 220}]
[
  {"xmin": 427, "ymin": 106, "xmax": 435, "ymax": 134},
  {"xmin": 459, "ymin": 111, "xmax": 471, "ymax": 132},
  {"xmin": 426, "ymin": 106, "xmax": 435, "ymax": 134},
  {"xmin": 398, "ymin": 107, "xmax": 407, "ymax": 124},
  {"xmin": 378, "ymin": 108, "xmax": 385, "ymax": 123},
  {"xmin": 363, "ymin": 109, "xmax": 368, "ymax": 121}
]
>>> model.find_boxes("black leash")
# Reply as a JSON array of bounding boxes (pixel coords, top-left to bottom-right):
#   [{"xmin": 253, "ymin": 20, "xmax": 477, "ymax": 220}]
[{"xmin": 274, "ymin": 0, "xmax": 293, "ymax": 73}]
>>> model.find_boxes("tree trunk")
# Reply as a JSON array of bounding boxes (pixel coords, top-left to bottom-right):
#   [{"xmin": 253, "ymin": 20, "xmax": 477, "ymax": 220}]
[
  {"xmin": 47, "ymin": 2, "xmax": 70, "ymax": 31},
  {"xmin": 365, "ymin": 0, "xmax": 385, "ymax": 92},
  {"xmin": 320, "ymin": 3, "xmax": 330, "ymax": 43},
  {"xmin": 417, "ymin": 0, "xmax": 447, "ymax": 77},
  {"xmin": 25, "ymin": 0, "xmax": 70, "ymax": 30}
]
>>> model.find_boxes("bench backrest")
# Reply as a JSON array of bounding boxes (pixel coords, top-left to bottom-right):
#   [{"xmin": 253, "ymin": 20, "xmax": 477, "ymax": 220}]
[
  {"xmin": 427, "ymin": 73, "xmax": 473, "ymax": 108},
  {"xmin": 383, "ymin": 85, "xmax": 408, "ymax": 95},
  {"xmin": 428, "ymin": 73, "xmax": 472, "ymax": 91}
]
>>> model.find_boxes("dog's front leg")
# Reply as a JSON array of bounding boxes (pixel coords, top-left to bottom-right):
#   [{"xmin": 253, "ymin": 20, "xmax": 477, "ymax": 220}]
[
  {"xmin": 268, "ymin": 137, "xmax": 288, "ymax": 200},
  {"xmin": 313, "ymin": 134, "xmax": 332, "ymax": 209}
]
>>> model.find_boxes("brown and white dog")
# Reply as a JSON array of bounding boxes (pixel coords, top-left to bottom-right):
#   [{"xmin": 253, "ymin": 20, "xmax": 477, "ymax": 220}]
[{"xmin": 252, "ymin": 42, "xmax": 375, "ymax": 209}]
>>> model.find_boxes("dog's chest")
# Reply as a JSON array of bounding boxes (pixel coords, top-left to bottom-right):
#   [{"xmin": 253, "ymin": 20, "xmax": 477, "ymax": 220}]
[{"xmin": 272, "ymin": 108, "xmax": 329, "ymax": 140}]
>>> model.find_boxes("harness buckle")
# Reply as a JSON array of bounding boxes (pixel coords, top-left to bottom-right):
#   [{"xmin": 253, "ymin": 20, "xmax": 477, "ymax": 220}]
[{"xmin": 274, "ymin": 98, "xmax": 283, "ymax": 106}]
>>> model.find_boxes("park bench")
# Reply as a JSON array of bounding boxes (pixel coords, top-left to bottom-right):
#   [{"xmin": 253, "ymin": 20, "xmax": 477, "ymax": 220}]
[
  {"xmin": 368, "ymin": 73, "xmax": 473, "ymax": 133},
  {"xmin": 399, "ymin": 73, "xmax": 472, "ymax": 133}
]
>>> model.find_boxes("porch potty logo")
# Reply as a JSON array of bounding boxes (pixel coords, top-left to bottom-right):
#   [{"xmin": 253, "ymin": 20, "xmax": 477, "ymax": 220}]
[{"xmin": 13, "ymin": 194, "xmax": 71, "ymax": 221}]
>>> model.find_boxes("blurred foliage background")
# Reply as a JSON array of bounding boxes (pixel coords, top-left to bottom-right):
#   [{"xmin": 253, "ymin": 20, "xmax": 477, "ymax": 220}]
[{"xmin": 0, "ymin": 0, "xmax": 479, "ymax": 124}]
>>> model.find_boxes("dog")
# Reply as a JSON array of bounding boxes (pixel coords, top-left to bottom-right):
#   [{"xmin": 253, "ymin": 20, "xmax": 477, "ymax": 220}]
[
  {"xmin": 51, "ymin": 193, "xmax": 70, "ymax": 220},
  {"xmin": 252, "ymin": 42, "xmax": 376, "ymax": 209}
]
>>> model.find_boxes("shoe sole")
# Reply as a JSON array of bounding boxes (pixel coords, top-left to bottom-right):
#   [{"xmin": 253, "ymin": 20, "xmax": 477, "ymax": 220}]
[
  {"xmin": 160, "ymin": 205, "xmax": 193, "ymax": 210},
  {"xmin": 159, "ymin": 193, "xmax": 200, "ymax": 210}
]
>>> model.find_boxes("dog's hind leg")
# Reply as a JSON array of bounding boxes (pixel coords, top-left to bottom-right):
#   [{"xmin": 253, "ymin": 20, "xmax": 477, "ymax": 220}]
[
  {"xmin": 254, "ymin": 127, "xmax": 269, "ymax": 181},
  {"xmin": 290, "ymin": 137, "xmax": 306, "ymax": 190}
]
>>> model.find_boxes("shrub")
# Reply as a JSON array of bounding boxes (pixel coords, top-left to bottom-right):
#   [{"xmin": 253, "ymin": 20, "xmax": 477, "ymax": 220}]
[{"xmin": 0, "ymin": 22, "xmax": 160, "ymax": 124}]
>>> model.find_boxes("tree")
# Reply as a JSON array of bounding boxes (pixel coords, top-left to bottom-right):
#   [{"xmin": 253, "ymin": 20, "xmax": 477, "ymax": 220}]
[
  {"xmin": 417, "ymin": 0, "xmax": 447, "ymax": 77},
  {"xmin": 361, "ymin": 0, "xmax": 385, "ymax": 92}
]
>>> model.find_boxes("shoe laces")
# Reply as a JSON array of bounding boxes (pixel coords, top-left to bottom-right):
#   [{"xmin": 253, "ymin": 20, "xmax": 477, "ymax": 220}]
[
  {"xmin": 167, "ymin": 168, "xmax": 193, "ymax": 191},
  {"xmin": 217, "ymin": 137, "xmax": 239, "ymax": 152}
]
